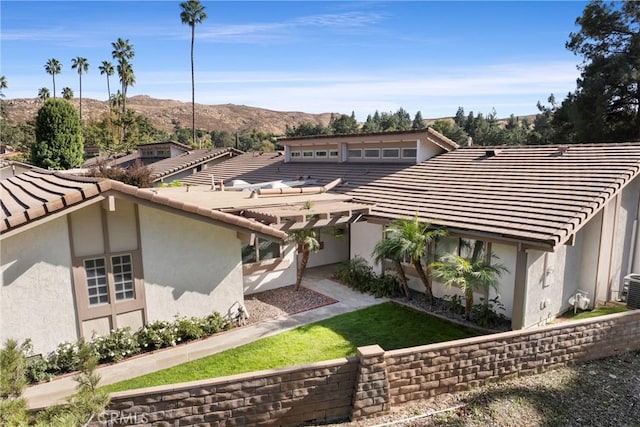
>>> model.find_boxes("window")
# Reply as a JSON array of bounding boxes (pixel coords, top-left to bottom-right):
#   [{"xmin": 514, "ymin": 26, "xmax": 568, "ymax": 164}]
[
  {"xmin": 302, "ymin": 151, "xmax": 314, "ymax": 158},
  {"xmin": 329, "ymin": 150, "xmax": 339, "ymax": 158},
  {"xmin": 112, "ymin": 255, "xmax": 134, "ymax": 301},
  {"xmin": 347, "ymin": 149, "xmax": 362, "ymax": 159},
  {"xmin": 85, "ymin": 258, "xmax": 108, "ymax": 305},
  {"xmin": 242, "ymin": 239, "xmax": 281, "ymax": 264},
  {"xmin": 315, "ymin": 150, "xmax": 327, "ymax": 158},
  {"xmin": 382, "ymin": 148, "xmax": 400, "ymax": 159},
  {"xmin": 290, "ymin": 151, "xmax": 301, "ymax": 158},
  {"xmin": 402, "ymin": 148, "xmax": 417, "ymax": 159},
  {"xmin": 364, "ymin": 148, "xmax": 380, "ymax": 159}
]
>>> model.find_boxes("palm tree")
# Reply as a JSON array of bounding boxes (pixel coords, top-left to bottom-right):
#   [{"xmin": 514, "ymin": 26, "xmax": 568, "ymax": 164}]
[
  {"xmin": 111, "ymin": 38, "xmax": 135, "ymax": 115},
  {"xmin": 180, "ymin": 0, "xmax": 207, "ymax": 148},
  {"xmin": 98, "ymin": 61, "xmax": 114, "ymax": 101},
  {"xmin": 431, "ymin": 241, "xmax": 508, "ymax": 320},
  {"xmin": 44, "ymin": 58, "xmax": 62, "ymax": 99},
  {"xmin": 37, "ymin": 87, "xmax": 50, "ymax": 100},
  {"xmin": 372, "ymin": 215, "xmax": 447, "ymax": 301},
  {"xmin": 62, "ymin": 87, "xmax": 74, "ymax": 100},
  {"xmin": 288, "ymin": 229, "xmax": 320, "ymax": 291},
  {"xmin": 71, "ymin": 57, "xmax": 89, "ymax": 120},
  {"xmin": 0, "ymin": 75, "xmax": 7, "ymax": 98}
]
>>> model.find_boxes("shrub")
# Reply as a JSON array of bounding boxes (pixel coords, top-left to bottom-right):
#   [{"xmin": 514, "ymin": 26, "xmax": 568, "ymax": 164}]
[
  {"xmin": 137, "ymin": 321, "xmax": 178, "ymax": 351},
  {"xmin": 372, "ymin": 273, "xmax": 403, "ymax": 298},
  {"xmin": 335, "ymin": 257, "xmax": 403, "ymax": 298},
  {"xmin": 91, "ymin": 327, "xmax": 140, "ymax": 363},
  {"xmin": 47, "ymin": 341, "xmax": 81, "ymax": 374},
  {"xmin": 201, "ymin": 312, "xmax": 228, "ymax": 335},
  {"xmin": 472, "ymin": 296, "xmax": 507, "ymax": 328},
  {"xmin": 442, "ymin": 294, "xmax": 466, "ymax": 316},
  {"xmin": 175, "ymin": 317, "xmax": 205, "ymax": 342}
]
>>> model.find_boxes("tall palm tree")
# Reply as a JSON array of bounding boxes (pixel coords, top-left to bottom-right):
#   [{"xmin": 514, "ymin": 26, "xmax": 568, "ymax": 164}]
[
  {"xmin": 62, "ymin": 87, "xmax": 74, "ymax": 100},
  {"xmin": 0, "ymin": 75, "xmax": 7, "ymax": 98},
  {"xmin": 44, "ymin": 58, "xmax": 62, "ymax": 99},
  {"xmin": 372, "ymin": 215, "xmax": 447, "ymax": 301},
  {"xmin": 98, "ymin": 61, "xmax": 114, "ymax": 101},
  {"xmin": 37, "ymin": 87, "xmax": 50, "ymax": 100},
  {"xmin": 71, "ymin": 57, "xmax": 89, "ymax": 121},
  {"xmin": 111, "ymin": 38, "xmax": 135, "ymax": 115},
  {"xmin": 431, "ymin": 241, "xmax": 508, "ymax": 320},
  {"xmin": 180, "ymin": 0, "xmax": 207, "ymax": 148},
  {"xmin": 288, "ymin": 229, "xmax": 320, "ymax": 291}
]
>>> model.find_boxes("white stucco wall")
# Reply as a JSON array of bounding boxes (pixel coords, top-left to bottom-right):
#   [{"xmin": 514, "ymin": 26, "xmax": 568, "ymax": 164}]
[
  {"xmin": 488, "ymin": 243, "xmax": 517, "ymax": 318},
  {"xmin": 613, "ymin": 178, "xmax": 640, "ymax": 293},
  {"xmin": 244, "ymin": 245, "xmax": 297, "ymax": 294},
  {"xmin": 305, "ymin": 229, "xmax": 349, "ymax": 268},
  {"xmin": 416, "ymin": 139, "xmax": 442, "ymax": 163},
  {"xmin": 351, "ymin": 222, "xmax": 384, "ymax": 274},
  {"xmin": 1, "ymin": 217, "xmax": 78, "ymax": 355},
  {"xmin": 139, "ymin": 206, "xmax": 244, "ymax": 321}
]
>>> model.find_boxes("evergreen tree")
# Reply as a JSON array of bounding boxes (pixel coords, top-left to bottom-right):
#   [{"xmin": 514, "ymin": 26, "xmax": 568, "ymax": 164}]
[
  {"xmin": 31, "ymin": 99, "xmax": 83, "ymax": 169},
  {"xmin": 412, "ymin": 111, "xmax": 425, "ymax": 129}
]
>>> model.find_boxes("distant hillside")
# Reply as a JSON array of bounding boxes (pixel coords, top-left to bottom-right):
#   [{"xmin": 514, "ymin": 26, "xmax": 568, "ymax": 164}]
[{"xmin": 1, "ymin": 95, "xmax": 335, "ymax": 135}]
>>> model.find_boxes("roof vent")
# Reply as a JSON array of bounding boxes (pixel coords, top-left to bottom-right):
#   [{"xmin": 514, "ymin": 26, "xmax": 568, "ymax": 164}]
[
  {"xmin": 485, "ymin": 149, "xmax": 501, "ymax": 157},
  {"xmin": 557, "ymin": 146, "xmax": 569, "ymax": 155}
]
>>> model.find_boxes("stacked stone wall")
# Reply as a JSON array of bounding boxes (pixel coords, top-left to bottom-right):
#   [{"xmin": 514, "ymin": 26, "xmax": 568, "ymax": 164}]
[{"xmin": 104, "ymin": 310, "xmax": 640, "ymax": 426}]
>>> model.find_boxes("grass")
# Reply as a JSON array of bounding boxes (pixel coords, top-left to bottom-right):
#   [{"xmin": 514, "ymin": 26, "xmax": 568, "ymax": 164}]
[
  {"xmin": 104, "ymin": 302, "xmax": 479, "ymax": 393},
  {"xmin": 568, "ymin": 305, "xmax": 629, "ymax": 320}
]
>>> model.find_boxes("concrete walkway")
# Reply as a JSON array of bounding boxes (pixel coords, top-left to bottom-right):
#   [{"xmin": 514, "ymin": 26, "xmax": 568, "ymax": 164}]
[{"xmin": 25, "ymin": 270, "xmax": 387, "ymax": 409}]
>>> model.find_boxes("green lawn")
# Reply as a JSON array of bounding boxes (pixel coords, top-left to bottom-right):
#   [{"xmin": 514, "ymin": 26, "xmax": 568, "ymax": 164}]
[
  {"xmin": 569, "ymin": 306, "xmax": 629, "ymax": 320},
  {"xmin": 104, "ymin": 302, "xmax": 480, "ymax": 393}
]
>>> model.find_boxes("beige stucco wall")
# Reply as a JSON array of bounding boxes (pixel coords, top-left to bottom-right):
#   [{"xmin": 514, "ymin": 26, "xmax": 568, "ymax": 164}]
[
  {"xmin": 243, "ymin": 245, "xmax": 297, "ymax": 294},
  {"xmin": 613, "ymin": 177, "xmax": 640, "ymax": 293},
  {"xmin": 1, "ymin": 217, "xmax": 78, "ymax": 355},
  {"xmin": 351, "ymin": 222, "xmax": 384, "ymax": 274},
  {"xmin": 138, "ymin": 206, "xmax": 244, "ymax": 321}
]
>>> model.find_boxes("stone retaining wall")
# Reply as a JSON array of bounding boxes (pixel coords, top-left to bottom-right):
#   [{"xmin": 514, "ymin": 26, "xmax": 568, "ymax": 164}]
[{"xmin": 105, "ymin": 310, "xmax": 639, "ymax": 426}]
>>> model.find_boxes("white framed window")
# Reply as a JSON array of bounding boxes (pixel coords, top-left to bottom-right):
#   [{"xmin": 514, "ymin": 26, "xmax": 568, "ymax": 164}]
[
  {"xmin": 382, "ymin": 148, "xmax": 400, "ymax": 159},
  {"xmin": 112, "ymin": 255, "xmax": 135, "ymax": 301},
  {"xmin": 315, "ymin": 150, "xmax": 327, "ymax": 158},
  {"xmin": 329, "ymin": 150, "xmax": 339, "ymax": 158},
  {"xmin": 347, "ymin": 149, "xmax": 362, "ymax": 159},
  {"xmin": 364, "ymin": 148, "xmax": 380, "ymax": 159},
  {"xmin": 85, "ymin": 258, "xmax": 109, "ymax": 305},
  {"xmin": 302, "ymin": 151, "xmax": 314, "ymax": 158},
  {"xmin": 402, "ymin": 148, "xmax": 417, "ymax": 159},
  {"xmin": 290, "ymin": 151, "xmax": 301, "ymax": 158},
  {"xmin": 242, "ymin": 239, "xmax": 282, "ymax": 264}
]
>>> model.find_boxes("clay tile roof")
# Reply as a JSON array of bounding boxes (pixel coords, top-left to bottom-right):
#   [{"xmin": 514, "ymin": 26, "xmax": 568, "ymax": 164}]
[
  {"xmin": 350, "ymin": 143, "xmax": 640, "ymax": 248},
  {"xmin": 148, "ymin": 147, "xmax": 243, "ymax": 181},
  {"xmin": 1, "ymin": 169, "xmax": 285, "ymax": 240}
]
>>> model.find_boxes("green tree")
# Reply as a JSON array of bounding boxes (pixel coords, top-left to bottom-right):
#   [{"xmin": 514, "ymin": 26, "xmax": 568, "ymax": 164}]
[
  {"xmin": 31, "ymin": 99, "xmax": 83, "ymax": 169},
  {"xmin": 288, "ymin": 229, "xmax": 321, "ymax": 291},
  {"xmin": 329, "ymin": 112, "xmax": 359, "ymax": 134},
  {"xmin": 372, "ymin": 215, "xmax": 447, "ymax": 302},
  {"xmin": 412, "ymin": 111, "xmax": 425, "ymax": 129},
  {"xmin": 431, "ymin": 241, "xmax": 508, "ymax": 320},
  {"xmin": 560, "ymin": 0, "xmax": 640, "ymax": 142},
  {"xmin": 37, "ymin": 87, "xmax": 50, "ymax": 100},
  {"xmin": 180, "ymin": 0, "xmax": 207, "ymax": 149},
  {"xmin": 285, "ymin": 121, "xmax": 329, "ymax": 137},
  {"xmin": 111, "ymin": 38, "xmax": 135, "ymax": 116},
  {"xmin": 0, "ymin": 75, "xmax": 7, "ymax": 98},
  {"xmin": 71, "ymin": 56, "xmax": 89, "ymax": 121},
  {"xmin": 431, "ymin": 119, "xmax": 469, "ymax": 146},
  {"xmin": 44, "ymin": 58, "xmax": 62, "ymax": 99},
  {"xmin": 61, "ymin": 87, "xmax": 73, "ymax": 100},
  {"xmin": 98, "ymin": 60, "xmax": 114, "ymax": 101},
  {"xmin": 361, "ymin": 113, "xmax": 382, "ymax": 133},
  {"xmin": 0, "ymin": 339, "xmax": 29, "ymax": 427}
]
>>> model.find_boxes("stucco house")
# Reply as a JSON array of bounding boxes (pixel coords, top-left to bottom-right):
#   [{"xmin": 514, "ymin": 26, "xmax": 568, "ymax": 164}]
[
  {"xmin": 180, "ymin": 132, "xmax": 640, "ymax": 330},
  {"xmin": 0, "ymin": 170, "xmax": 285, "ymax": 354}
]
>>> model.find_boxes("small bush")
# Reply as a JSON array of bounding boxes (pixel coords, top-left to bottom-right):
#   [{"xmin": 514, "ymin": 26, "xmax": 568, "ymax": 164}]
[
  {"xmin": 472, "ymin": 296, "xmax": 507, "ymax": 328},
  {"xmin": 25, "ymin": 354, "xmax": 51, "ymax": 384},
  {"xmin": 372, "ymin": 274, "xmax": 403, "ymax": 298},
  {"xmin": 201, "ymin": 312, "xmax": 228, "ymax": 335},
  {"xmin": 47, "ymin": 341, "xmax": 81, "ymax": 374},
  {"xmin": 175, "ymin": 317, "xmax": 205, "ymax": 342},
  {"xmin": 91, "ymin": 327, "xmax": 140, "ymax": 363},
  {"xmin": 442, "ymin": 294, "xmax": 466, "ymax": 315},
  {"xmin": 335, "ymin": 257, "xmax": 403, "ymax": 298},
  {"xmin": 137, "ymin": 321, "xmax": 178, "ymax": 351}
]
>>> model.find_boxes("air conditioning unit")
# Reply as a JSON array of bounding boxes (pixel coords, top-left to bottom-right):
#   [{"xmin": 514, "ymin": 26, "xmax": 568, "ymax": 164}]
[{"xmin": 626, "ymin": 274, "xmax": 640, "ymax": 309}]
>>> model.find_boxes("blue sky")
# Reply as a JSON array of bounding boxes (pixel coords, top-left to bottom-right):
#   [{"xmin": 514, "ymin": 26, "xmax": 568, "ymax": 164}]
[{"xmin": 1, "ymin": 1, "xmax": 587, "ymax": 120}]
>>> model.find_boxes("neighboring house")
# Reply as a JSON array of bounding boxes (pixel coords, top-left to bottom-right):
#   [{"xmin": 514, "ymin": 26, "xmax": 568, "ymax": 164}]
[
  {"xmin": 83, "ymin": 141, "xmax": 243, "ymax": 186},
  {"xmin": 0, "ymin": 170, "xmax": 285, "ymax": 355},
  {"xmin": 183, "ymin": 133, "xmax": 640, "ymax": 330},
  {"xmin": 0, "ymin": 159, "xmax": 41, "ymax": 180}
]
